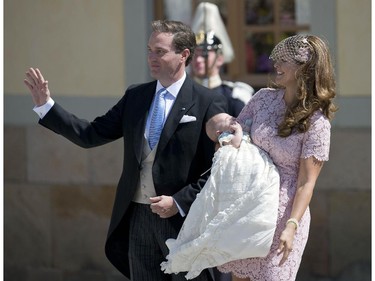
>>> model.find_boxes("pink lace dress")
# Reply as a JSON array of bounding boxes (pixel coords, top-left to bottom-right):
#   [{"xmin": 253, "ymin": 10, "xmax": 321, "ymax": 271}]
[{"xmin": 218, "ymin": 88, "xmax": 331, "ymax": 280}]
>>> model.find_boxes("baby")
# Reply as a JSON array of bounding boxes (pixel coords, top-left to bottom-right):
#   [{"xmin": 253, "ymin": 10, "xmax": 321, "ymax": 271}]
[
  {"xmin": 206, "ymin": 113, "xmax": 243, "ymax": 149},
  {"xmin": 161, "ymin": 113, "xmax": 280, "ymax": 280}
]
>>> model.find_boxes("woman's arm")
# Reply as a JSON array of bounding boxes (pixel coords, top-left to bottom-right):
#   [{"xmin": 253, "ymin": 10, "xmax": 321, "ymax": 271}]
[{"xmin": 277, "ymin": 156, "xmax": 323, "ymax": 265}]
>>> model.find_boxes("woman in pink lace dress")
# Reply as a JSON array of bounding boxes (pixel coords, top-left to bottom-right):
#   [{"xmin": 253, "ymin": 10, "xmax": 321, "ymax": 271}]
[{"xmin": 218, "ymin": 35, "xmax": 337, "ymax": 281}]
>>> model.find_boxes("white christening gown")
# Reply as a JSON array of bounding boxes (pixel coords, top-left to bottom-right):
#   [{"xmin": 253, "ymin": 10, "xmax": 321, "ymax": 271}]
[{"xmin": 161, "ymin": 134, "xmax": 280, "ymax": 279}]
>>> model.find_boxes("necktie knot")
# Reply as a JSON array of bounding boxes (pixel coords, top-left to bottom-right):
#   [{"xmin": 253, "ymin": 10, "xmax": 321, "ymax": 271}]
[
  {"xmin": 149, "ymin": 88, "xmax": 167, "ymax": 149},
  {"xmin": 158, "ymin": 88, "xmax": 167, "ymax": 98}
]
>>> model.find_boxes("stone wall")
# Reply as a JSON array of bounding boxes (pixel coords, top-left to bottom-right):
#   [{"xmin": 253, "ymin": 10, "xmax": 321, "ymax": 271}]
[
  {"xmin": 4, "ymin": 125, "xmax": 125, "ymax": 281},
  {"xmin": 4, "ymin": 125, "xmax": 371, "ymax": 281},
  {"xmin": 298, "ymin": 128, "xmax": 371, "ymax": 281}
]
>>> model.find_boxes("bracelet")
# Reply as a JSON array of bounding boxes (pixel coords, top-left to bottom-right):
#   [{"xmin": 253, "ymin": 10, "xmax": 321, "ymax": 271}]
[{"xmin": 286, "ymin": 218, "xmax": 299, "ymax": 230}]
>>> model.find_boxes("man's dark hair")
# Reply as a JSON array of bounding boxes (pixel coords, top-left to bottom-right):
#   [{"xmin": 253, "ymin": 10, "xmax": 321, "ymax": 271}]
[{"xmin": 151, "ymin": 20, "xmax": 196, "ymax": 66}]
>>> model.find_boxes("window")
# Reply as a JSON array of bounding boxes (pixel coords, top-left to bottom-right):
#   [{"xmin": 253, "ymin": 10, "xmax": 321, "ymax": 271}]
[
  {"xmin": 241, "ymin": 0, "xmax": 310, "ymax": 88},
  {"xmin": 155, "ymin": 0, "xmax": 310, "ymax": 88}
]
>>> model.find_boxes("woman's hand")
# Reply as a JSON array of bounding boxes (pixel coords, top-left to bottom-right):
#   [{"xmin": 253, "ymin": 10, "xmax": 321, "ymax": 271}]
[{"xmin": 277, "ymin": 223, "xmax": 296, "ymax": 266}]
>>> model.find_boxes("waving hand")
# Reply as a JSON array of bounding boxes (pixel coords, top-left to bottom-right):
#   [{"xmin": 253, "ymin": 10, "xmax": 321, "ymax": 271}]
[{"xmin": 24, "ymin": 67, "xmax": 51, "ymax": 106}]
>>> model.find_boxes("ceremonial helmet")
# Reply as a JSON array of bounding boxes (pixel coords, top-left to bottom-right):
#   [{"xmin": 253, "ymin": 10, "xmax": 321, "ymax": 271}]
[{"xmin": 191, "ymin": 2, "xmax": 234, "ymax": 63}]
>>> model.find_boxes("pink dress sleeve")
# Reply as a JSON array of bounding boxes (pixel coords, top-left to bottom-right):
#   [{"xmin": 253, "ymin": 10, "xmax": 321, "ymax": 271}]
[
  {"xmin": 301, "ymin": 112, "xmax": 331, "ymax": 161},
  {"xmin": 237, "ymin": 89, "xmax": 266, "ymax": 133}
]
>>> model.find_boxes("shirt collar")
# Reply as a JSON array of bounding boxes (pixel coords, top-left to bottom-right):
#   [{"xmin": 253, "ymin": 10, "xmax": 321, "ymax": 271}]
[
  {"xmin": 156, "ymin": 72, "xmax": 186, "ymax": 99},
  {"xmin": 193, "ymin": 74, "xmax": 222, "ymax": 89}
]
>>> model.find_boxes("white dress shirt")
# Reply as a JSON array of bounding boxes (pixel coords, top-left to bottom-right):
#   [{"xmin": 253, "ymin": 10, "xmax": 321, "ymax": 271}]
[{"xmin": 33, "ymin": 98, "xmax": 55, "ymax": 118}]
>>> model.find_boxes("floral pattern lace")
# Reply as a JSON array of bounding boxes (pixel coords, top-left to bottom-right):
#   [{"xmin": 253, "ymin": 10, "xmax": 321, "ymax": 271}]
[{"xmin": 218, "ymin": 88, "xmax": 331, "ymax": 280}]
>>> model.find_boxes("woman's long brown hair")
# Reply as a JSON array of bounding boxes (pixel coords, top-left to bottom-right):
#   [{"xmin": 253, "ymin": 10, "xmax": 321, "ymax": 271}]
[{"xmin": 275, "ymin": 35, "xmax": 338, "ymax": 137}]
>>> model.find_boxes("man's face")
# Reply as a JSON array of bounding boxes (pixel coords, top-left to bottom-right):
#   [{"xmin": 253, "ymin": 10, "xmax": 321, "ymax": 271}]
[
  {"xmin": 191, "ymin": 48, "xmax": 223, "ymax": 78},
  {"xmin": 147, "ymin": 32, "xmax": 186, "ymax": 86}
]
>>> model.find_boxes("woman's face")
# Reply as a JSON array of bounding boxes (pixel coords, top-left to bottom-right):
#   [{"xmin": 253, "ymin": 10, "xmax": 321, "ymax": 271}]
[{"xmin": 273, "ymin": 59, "xmax": 300, "ymax": 89}]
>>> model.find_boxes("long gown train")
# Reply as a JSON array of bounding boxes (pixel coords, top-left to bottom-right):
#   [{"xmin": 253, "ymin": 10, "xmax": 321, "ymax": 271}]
[{"xmin": 161, "ymin": 139, "xmax": 280, "ymax": 279}]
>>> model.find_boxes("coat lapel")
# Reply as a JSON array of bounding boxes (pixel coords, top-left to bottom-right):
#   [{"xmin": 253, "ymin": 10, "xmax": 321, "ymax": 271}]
[
  {"xmin": 132, "ymin": 82, "xmax": 157, "ymax": 164},
  {"xmin": 157, "ymin": 77, "xmax": 195, "ymax": 153}
]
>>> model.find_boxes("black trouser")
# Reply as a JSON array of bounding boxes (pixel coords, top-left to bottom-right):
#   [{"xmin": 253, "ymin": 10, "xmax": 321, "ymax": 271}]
[
  {"xmin": 213, "ymin": 268, "xmax": 232, "ymax": 281},
  {"xmin": 128, "ymin": 202, "xmax": 213, "ymax": 281}
]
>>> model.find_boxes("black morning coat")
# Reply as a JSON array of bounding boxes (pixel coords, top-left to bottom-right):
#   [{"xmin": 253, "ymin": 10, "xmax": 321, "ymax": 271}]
[{"xmin": 39, "ymin": 75, "xmax": 228, "ymax": 278}]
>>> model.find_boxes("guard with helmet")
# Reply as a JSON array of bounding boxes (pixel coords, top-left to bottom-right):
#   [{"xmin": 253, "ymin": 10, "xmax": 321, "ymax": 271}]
[{"xmin": 191, "ymin": 2, "xmax": 254, "ymax": 117}]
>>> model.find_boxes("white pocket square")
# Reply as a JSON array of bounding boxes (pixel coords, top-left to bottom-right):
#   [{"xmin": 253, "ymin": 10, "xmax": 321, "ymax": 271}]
[{"xmin": 179, "ymin": 115, "xmax": 197, "ymax": 123}]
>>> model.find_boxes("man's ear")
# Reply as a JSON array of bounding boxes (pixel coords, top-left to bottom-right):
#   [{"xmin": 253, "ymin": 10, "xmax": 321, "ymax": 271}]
[{"xmin": 181, "ymin": 49, "xmax": 191, "ymax": 63}]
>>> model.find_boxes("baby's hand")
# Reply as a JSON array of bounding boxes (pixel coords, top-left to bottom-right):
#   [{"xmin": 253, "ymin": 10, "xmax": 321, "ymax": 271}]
[
  {"xmin": 229, "ymin": 121, "xmax": 242, "ymax": 133},
  {"xmin": 229, "ymin": 121, "xmax": 243, "ymax": 148}
]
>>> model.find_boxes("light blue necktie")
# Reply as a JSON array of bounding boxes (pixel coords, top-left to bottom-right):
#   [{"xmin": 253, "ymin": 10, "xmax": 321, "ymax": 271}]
[{"xmin": 149, "ymin": 88, "xmax": 167, "ymax": 149}]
